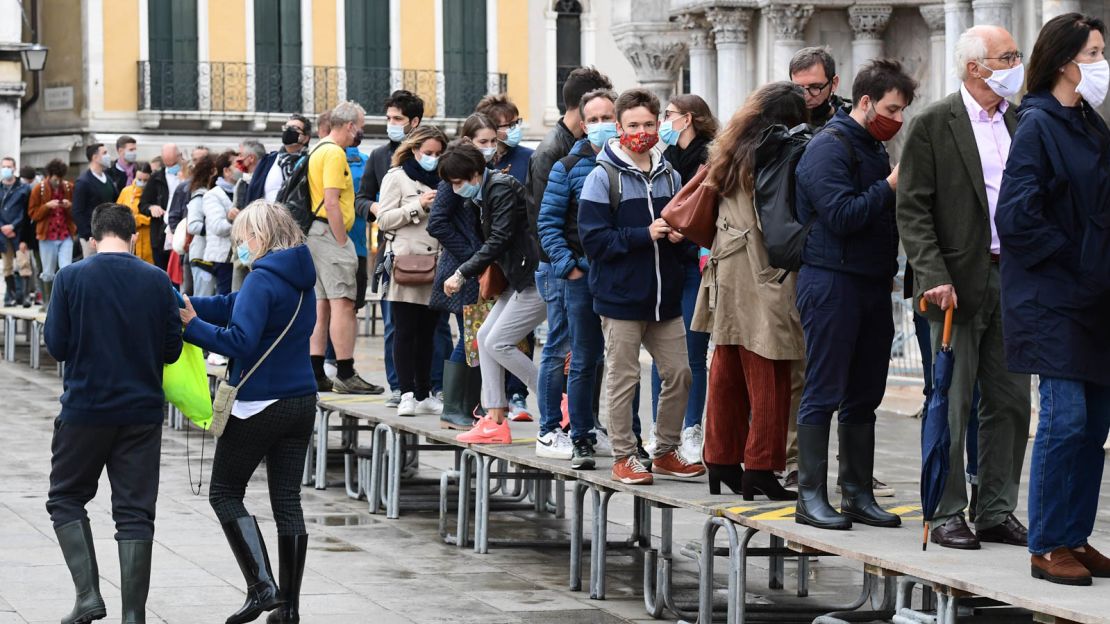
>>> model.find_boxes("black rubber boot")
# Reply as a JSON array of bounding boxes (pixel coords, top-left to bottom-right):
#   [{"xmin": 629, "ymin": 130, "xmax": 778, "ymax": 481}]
[
  {"xmin": 222, "ymin": 516, "xmax": 282, "ymax": 624},
  {"xmin": 266, "ymin": 534, "xmax": 307, "ymax": 623},
  {"xmin": 119, "ymin": 540, "xmax": 152, "ymax": 624},
  {"xmin": 464, "ymin": 364, "xmax": 483, "ymax": 418},
  {"xmin": 439, "ymin": 360, "xmax": 475, "ymax": 430},
  {"xmin": 794, "ymin": 424, "xmax": 852, "ymax": 530},
  {"xmin": 838, "ymin": 424, "xmax": 901, "ymax": 528},
  {"xmin": 4, "ymin": 275, "xmax": 15, "ymax": 306},
  {"xmin": 55, "ymin": 519, "xmax": 107, "ymax": 624}
]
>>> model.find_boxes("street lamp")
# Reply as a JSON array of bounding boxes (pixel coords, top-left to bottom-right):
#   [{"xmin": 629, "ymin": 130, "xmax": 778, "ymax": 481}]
[{"xmin": 20, "ymin": 44, "xmax": 48, "ymax": 72}]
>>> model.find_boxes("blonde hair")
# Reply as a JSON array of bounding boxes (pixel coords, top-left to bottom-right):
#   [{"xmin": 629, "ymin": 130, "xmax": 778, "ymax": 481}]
[
  {"xmin": 391, "ymin": 126, "xmax": 449, "ymax": 167},
  {"xmin": 232, "ymin": 200, "xmax": 305, "ymax": 258}
]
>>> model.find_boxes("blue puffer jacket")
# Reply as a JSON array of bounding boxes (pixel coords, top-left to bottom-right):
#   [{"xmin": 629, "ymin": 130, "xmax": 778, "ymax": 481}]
[
  {"xmin": 795, "ymin": 109, "xmax": 898, "ymax": 281},
  {"xmin": 346, "ymin": 147, "xmax": 369, "ymax": 257},
  {"xmin": 427, "ymin": 179, "xmax": 482, "ymax": 314},
  {"xmin": 578, "ymin": 139, "xmax": 683, "ymax": 322},
  {"xmin": 996, "ymin": 91, "xmax": 1110, "ymax": 386},
  {"xmin": 538, "ymin": 138, "xmax": 596, "ymax": 278},
  {"xmin": 185, "ymin": 245, "xmax": 318, "ymax": 401}
]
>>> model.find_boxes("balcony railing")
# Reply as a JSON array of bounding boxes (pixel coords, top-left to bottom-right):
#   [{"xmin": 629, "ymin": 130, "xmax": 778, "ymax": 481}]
[{"xmin": 138, "ymin": 61, "xmax": 508, "ymax": 119}]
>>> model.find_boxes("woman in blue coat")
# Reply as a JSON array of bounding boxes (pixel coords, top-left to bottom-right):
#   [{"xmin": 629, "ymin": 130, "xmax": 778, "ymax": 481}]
[{"xmin": 995, "ymin": 12, "xmax": 1110, "ymax": 586}]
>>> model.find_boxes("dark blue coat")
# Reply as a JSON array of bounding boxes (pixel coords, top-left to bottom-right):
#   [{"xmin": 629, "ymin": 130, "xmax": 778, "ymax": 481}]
[
  {"xmin": 995, "ymin": 91, "xmax": 1110, "ymax": 386},
  {"xmin": 492, "ymin": 144, "xmax": 534, "ymax": 185},
  {"xmin": 426, "ymin": 179, "xmax": 482, "ymax": 314},
  {"xmin": 537, "ymin": 138, "xmax": 596, "ymax": 278},
  {"xmin": 0, "ymin": 181, "xmax": 29, "ymax": 252},
  {"xmin": 795, "ymin": 109, "xmax": 898, "ymax": 281}
]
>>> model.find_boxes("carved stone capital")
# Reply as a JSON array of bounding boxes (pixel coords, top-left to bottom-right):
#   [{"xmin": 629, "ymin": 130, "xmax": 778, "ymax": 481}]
[
  {"xmin": 705, "ymin": 7, "xmax": 753, "ymax": 46},
  {"xmin": 765, "ymin": 4, "xmax": 815, "ymax": 42},
  {"xmin": 919, "ymin": 4, "xmax": 947, "ymax": 33},
  {"xmin": 848, "ymin": 4, "xmax": 894, "ymax": 41},
  {"xmin": 675, "ymin": 12, "xmax": 715, "ymax": 50},
  {"xmin": 613, "ymin": 28, "xmax": 689, "ymax": 85}
]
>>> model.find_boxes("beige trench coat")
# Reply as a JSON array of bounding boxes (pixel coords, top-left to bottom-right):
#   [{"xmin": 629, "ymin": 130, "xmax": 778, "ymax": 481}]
[
  {"xmin": 691, "ymin": 190, "xmax": 805, "ymax": 361},
  {"xmin": 378, "ymin": 166, "xmax": 441, "ymax": 306}
]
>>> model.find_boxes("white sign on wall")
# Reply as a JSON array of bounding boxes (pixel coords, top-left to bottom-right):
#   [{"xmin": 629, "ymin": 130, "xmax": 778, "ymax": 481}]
[{"xmin": 44, "ymin": 86, "xmax": 74, "ymax": 111}]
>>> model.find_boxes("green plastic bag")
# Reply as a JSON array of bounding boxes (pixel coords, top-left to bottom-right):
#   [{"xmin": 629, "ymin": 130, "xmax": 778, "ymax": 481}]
[{"xmin": 163, "ymin": 342, "xmax": 212, "ymax": 430}]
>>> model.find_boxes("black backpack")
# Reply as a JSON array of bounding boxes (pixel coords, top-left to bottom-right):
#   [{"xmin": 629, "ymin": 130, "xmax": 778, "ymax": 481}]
[
  {"xmin": 275, "ymin": 143, "xmax": 331, "ymax": 234},
  {"xmin": 753, "ymin": 123, "xmax": 857, "ymax": 272}
]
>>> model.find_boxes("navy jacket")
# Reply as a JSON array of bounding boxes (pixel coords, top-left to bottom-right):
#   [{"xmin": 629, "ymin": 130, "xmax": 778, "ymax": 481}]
[
  {"xmin": 184, "ymin": 245, "xmax": 318, "ymax": 400},
  {"xmin": 427, "ymin": 179, "xmax": 482, "ymax": 314},
  {"xmin": 795, "ymin": 109, "xmax": 898, "ymax": 281},
  {"xmin": 538, "ymin": 138, "xmax": 596, "ymax": 278},
  {"xmin": 0, "ymin": 181, "xmax": 29, "ymax": 250},
  {"xmin": 578, "ymin": 140, "xmax": 684, "ymax": 321},
  {"xmin": 45, "ymin": 253, "xmax": 182, "ymax": 425},
  {"xmin": 995, "ymin": 92, "xmax": 1110, "ymax": 386},
  {"xmin": 246, "ymin": 151, "xmax": 279, "ymax": 204},
  {"xmin": 73, "ymin": 170, "xmax": 118, "ymax": 240},
  {"xmin": 491, "ymin": 144, "xmax": 534, "ymax": 186},
  {"xmin": 527, "ymin": 120, "xmax": 578, "ymax": 263}
]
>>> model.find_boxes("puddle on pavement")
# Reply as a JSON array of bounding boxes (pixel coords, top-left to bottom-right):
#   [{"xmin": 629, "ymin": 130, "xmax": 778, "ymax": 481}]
[
  {"xmin": 311, "ymin": 534, "xmax": 361, "ymax": 552},
  {"xmin": 305, "ymin": 513, "xmax": 376, "ymax": 527}
]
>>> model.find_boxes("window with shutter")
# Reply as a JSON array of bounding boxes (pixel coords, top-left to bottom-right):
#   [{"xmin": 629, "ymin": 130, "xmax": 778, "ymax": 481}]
[
  {"xmin": 443, "ymin": 0, "xmax": 487, "ymax": 118},
  {"xmin": 148, "ymin": 0, "xmax": 199, "ymax": 110},
  {"xmin": 345, "ymin": 0, "xmax": 390, "ymax": 112}
]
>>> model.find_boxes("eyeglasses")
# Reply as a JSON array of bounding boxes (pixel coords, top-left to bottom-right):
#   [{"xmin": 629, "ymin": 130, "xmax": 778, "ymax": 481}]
[
  {"xmin": 983, "ymin": 51, "xmax": 1023, "ymax": 67},
  {"xmin": 281, "ymin": 125, "xmax": 305, "ymax": 135},
  {"xmin": 799, "ymin": 80, "xmax": 832, "ymax": 97},
  {"xmin": 496, "ymin": 118, "xmax": 523, "ymax": 131},
  {"xmin": 662, "ymin": 109, "xmax": 687, "ymax": 120}
]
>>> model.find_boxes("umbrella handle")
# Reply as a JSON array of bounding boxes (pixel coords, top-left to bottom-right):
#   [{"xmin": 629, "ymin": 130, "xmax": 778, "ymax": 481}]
[{"xmin": 918, "ymin": 299, "xmax": 955, "ymax": 349}]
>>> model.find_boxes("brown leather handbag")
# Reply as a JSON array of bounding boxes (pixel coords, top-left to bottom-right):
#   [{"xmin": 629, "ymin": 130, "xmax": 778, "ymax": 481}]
[
  {"xmin": 393, "ymin": 254, "xmax": 437, "ymax": 285},
  {"xmin": 661, "ymin": 165, "xmax": 719, "ymax": 249},
  {"xmin": 479, "ymin": 263, "xmax": 508, "ymax": 300}
]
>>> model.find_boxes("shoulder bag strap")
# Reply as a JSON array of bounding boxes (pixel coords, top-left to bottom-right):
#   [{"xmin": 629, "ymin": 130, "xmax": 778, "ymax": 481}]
[{"xmin": 234, "ymin": 292, "xmax": 304, "ymax": 389}]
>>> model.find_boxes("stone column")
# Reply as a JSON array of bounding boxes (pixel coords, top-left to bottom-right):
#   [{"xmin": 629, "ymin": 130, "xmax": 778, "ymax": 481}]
[
  {"xmin": 1042, "ymin": 0, "xmax": 1080, "ymax": 24},
  {"xmin": 766, "ymin": 4, "xmax": 816, "ymax": 82},
  {"xmin": 944, "ymin": 0, "xmax": 973, "ymax": 93},
  {"xmin": 676, "ymin": 13, "xmax": 718, "ymax": 113},
  {"xmin": 848, "ymin": 4, "xmax": 893, "ymax": 79},
  {"xmin": 920, "ymin": 4, "xmax": 949, "ymax": 102},
  {"xmin": 613, "ymin": 27, "xmax": 689, "ymax": 105},
  {"xmin": 544, "ymin": 8, "xmax": 561, "ymax": 126},
  {"xmin": 706, "ymin": 7, "xmax": 753, "ymax": 118},
  {"xmin": 972, "ymin": 0, "xmax": 1012, "ymax": 30}
]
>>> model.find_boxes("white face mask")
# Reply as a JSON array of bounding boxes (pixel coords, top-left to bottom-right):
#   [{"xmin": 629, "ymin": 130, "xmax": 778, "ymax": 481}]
[
  {"xmin": 1074, "ymin": 59, "xmax": 1110, "ymax": 108},
  {"xmin": 979, "ymin": 62, "xmax": 1024, "ymax": 98}
]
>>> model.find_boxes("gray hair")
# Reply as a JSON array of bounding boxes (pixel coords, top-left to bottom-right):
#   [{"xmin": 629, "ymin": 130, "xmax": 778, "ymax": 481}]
[
  {"xmin": 232, "ymin": 200, "xmax": 306, "ymax": 257},
  {"xmin": 330, "ymin": 101, "xmax": 366, "ymax": 127},
  {"xmin": 240, "ymin": 140, "xmax": 266, "ymax": 161},
  {"xmin": 955, "ymin": 27, "xmax": 990, "ymax": 81}
]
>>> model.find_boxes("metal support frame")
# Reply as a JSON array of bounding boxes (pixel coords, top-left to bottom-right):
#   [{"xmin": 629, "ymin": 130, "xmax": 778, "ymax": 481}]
[
  {"xmin": 4, "ymin": 315, "xmax": 15, "ymax": 362},
  {"xmin": 29, "ymin": 320, "xmax": 42, "ymax": 369},
  {"xmin": 575, "ymin": 485, "xmax": 650, "ymax": 601},
  {"xmin": 892, "ymin": 576, "xmax": 955, "ymax": 624}
]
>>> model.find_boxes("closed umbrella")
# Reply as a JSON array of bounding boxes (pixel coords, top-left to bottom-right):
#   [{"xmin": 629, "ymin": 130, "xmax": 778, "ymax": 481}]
[{"xmin": 919, "ymin": 299, "xmax": 954, "ymax": 551}]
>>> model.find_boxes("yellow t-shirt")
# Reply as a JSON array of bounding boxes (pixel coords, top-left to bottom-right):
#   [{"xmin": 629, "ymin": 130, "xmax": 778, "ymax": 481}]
[{"xmin": 308, "ymin": 138, "xmax": 355, "ymax": 231}]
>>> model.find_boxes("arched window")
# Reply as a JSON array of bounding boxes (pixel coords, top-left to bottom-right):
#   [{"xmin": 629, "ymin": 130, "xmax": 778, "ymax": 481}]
[{"xmin": 555, "ymin": 0, "xmax": 583, "ymax": 114}]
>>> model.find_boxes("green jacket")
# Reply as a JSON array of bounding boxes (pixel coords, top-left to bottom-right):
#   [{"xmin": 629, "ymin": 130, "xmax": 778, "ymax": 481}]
[{"xmin": 896, "ymin": 90, "xmax": 1017, "ymax": 323}]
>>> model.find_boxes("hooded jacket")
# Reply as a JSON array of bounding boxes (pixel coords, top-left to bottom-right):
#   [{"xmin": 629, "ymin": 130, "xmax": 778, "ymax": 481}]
[
  {"xmin": 527, "ymin": 119, "xmax": 578, "ymax": 263},
  {"xmin": 538, "ymin": 138, "xmax": 597, "ymax": 278},
  {"xmin": 794, "ymin": 109, "xmax": 898, "ymax": 281},
  {"xmin": 577, "ymin": 138, "xmax": 684, "ymax": 321},
  {"xmin": 427, "ymin": 179, "xmax": 482, "ymax": 313},
  {"xmin": 456, "ymin": 171, "xmax": 541, "ymax": 293},
  {"xmin": 184, "ymin": 245, "xmax": 318, "ymax": 401},
  {"xmin": 995, "ymin": 91, "xmax": 1110, "ymax": 386}
]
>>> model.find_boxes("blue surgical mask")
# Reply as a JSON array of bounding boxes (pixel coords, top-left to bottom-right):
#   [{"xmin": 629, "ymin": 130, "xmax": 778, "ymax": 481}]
[
  {"xmin": 0, "ymin": 167, "xmax": 12, "ymax": 181},
  {"xmin": 479, "ymin": 146, "xmax": 497, "ymax": 162},
  {"xmin": 387, "ymin": 123, "xmax": 407, "ymax": 143},
  {"xmin": 418, "ymin": 154, "xmax": 439, "ymax": 172},
  {"xmin": 236, "ymin": 243, "xmax": 254, "ymax": 267},
  {"xmin": 658, "ymin": 118, "xmax": 682, "ymax": 146},
  {"xmin": 166, "ymin": 164, "xmax": 181, "ymax": 176},
  {"xmin": 504, "ymin": 124, "xmax": 523, "ymax": 148},
  {"xmin": 455, "ymin": 180, "xmax": 481, "ymax": 199},
  {"xmin": 586, "ymin": 122, "xmax": 618, "ymax": 148}
]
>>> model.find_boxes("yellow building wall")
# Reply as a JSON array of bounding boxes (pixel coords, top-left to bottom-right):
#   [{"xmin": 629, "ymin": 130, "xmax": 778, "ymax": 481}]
[
  {"xmin": 498, "ymin": 0, "xmax": 529, "ymax": 124},
  {"xmin": 102, "ymin": 0, "xmax": 140, "ymax": 111},
  {"xmin": 312, "ymin": 0, "xmax": 339, "ymax": 111},
  {"xmin": 399, "ymin": 0, "xmax": 437, "ymax": 116},
  {"xmin": 209, "ymin": 0, "xmax": 249, "ymax": 111}
]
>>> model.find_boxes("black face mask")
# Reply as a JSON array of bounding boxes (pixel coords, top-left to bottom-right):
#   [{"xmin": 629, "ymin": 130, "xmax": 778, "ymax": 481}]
[
  {"xmin": 352, "ymin": 130, "xmax": 365, "ymax": 147},
  {"xmin": 281, "ymin": 127, "xmax": 302, "ymax": 146}
]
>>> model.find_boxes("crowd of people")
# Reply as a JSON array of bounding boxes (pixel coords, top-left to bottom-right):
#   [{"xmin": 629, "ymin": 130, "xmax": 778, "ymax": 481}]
[{"xmin": 27, "ymin": 9, "xmax": 1110, "ymax": 624}]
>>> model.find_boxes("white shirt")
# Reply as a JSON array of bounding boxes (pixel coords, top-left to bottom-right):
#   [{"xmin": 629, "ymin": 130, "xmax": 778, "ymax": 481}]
[
  {"xmin": 263, "ymin": 160, "xmax": 285, "ymax": 202},
  {"xmin": 960, "ymin": 85, "xmax": 1011, "ymax": 254},
  {"xmin": 92, "ymin": 170, "xmax": 107, "ymax": 184},
  {"xmin": 166, "ymin": 170, "xmax": 181, "ymax": 198},
  {"xmin": 232, "ymin": 399, "xmax": 277, "ymax": 419}
]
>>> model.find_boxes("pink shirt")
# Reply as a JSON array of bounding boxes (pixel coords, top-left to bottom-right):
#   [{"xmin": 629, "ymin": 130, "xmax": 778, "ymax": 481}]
[{"xmin": 960, "ymin": 85, "xmax": 1011, "ymax": 254}]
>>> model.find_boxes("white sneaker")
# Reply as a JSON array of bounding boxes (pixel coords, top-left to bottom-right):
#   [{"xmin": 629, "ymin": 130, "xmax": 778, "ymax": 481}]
[
  {"xmin": 644, "ymin": 430, "xmax": 658, "ymax": 457},
  {"xmin": 536, "ymin": 430, "xmax": 573, "ymax": 460},
  {"xmin": 397, "ymin": 392, "xmax": 417, "ymax": 416},
  {"xmin": 680, "ymin": 424, "xmax": 703, "ymax": 463},
  {"xmin": 415, "ymin": 395, "xmax": 443, "ymax": 416},
  {"xmin": 591, "ymin": 429, "xmax": 614, "ymax": 457}
]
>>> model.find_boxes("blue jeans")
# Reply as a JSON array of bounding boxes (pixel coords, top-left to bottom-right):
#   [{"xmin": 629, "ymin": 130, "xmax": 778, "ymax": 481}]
[
  {"xmin": 450, "ymin": 312, "xmax": 467, "ymax": 364},
  {"xmin": 39, "ymin": 237, "xmax": 73, "ymax": 283},
  {"xmin": 380, "ymin": 299, "xmax": 399, "ymax": 391},
  {"xmin": 536, "ymin": 263, "xmax": 571, "ymax": 436},
  {"xmin": 431, "ymin": 311, "xmax": 452, "ymax": 392},
  {"xmin": 651, "ymin": 260, "xmax": 709, "ymax": 429},
  {"xmin": 1028, "ymin": 377, "xmax": 1110, "ymax": 555}
]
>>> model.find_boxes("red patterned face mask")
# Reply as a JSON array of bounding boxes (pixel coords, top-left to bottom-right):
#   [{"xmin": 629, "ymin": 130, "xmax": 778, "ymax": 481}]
[{"xmin": 619, "ymin": 131, "xmax": 659, "ymax": 154}]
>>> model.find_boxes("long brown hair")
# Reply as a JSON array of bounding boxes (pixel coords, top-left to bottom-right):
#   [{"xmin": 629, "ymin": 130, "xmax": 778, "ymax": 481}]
[
  {"xmin": 706, "ymin": 82, "xmax": 808, "ymax": 197},
  {"xmin": 669, "ymin": 94, "xmax": 719, "ymax": 140},
  {"xmin": 190, "ymin": 154, "xmax": 218, "ymax": 193}
]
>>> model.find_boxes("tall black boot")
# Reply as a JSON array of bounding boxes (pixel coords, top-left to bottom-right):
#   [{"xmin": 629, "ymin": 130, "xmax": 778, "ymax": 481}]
[
  {"xmin": 439, "ymin": 360, "xmax": 475, "ymax": 430},
  {"xmin": 838, "ymin": 424, "xmax": 901, "ymax": 528},
  {"xmin": 464, "ymin": 365, "xmax": 483, "ymax": 417},
  {"xmin": 55, "ymin": 519, "xmax": 107, "ymax": 624},
  {"xmin": 222, "ymin": 516, "xmax": 282, "ymax": 624},
  {"xmin": 794, "ymin": 424, "xmax": 852, "ymax": 530},
  {"xmin": 266, "ymin": 535, "xmax": 308, "ymax": 623},
  {"xmin": 119, "ymin": 540, "xmax": 152, "ymax": 624},
  {"xmin": 4, "ymin": 275, "xmax": 14, "ymax": 306}
]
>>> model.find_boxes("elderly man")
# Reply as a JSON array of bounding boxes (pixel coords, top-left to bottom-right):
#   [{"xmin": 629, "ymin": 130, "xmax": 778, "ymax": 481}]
[
  {"xmin": 897, "ymin": 25, "xmax": 1031, "ymax": 550},
  {"xmin": 139, "ymin": 143, "xmax": 184, "ymax": 270}
]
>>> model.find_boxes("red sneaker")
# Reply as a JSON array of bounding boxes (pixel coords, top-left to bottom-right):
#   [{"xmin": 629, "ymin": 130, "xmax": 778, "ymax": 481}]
[
  {"xmin": 559, "ymin": 393, "xmax": 570, "ymax": 430},
  {"xmin": 652, "ymin": 450, "xmax": 706, "ymax": 479},
  {"xmin": 457, "ymin": 416, "xmax": 512, "ymax": 445},
  {"xmin": 611, "ymin": 455, "xmax": 654, "ymax": 485}
]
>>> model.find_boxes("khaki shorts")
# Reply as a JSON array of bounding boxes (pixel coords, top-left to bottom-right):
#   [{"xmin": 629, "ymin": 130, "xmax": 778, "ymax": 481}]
[{"xmin": 306, "ymin": 220, "xmax": 358, "ymax": 301}]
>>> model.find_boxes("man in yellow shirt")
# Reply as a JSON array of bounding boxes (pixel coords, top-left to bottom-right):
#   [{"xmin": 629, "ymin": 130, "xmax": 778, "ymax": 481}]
[{"xmin": 306, "ymin": 100, "xmax": 380, "ymax": 394}]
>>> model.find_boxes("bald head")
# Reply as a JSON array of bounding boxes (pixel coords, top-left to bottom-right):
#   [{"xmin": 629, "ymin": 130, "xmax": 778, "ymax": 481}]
[
  {"xmin": 956, "ymin": 25, "xmax": 1019, "ymax": 82},
  {"xmin": 160, "ymin": 143, "xmax": 181, "ymax": 167}
]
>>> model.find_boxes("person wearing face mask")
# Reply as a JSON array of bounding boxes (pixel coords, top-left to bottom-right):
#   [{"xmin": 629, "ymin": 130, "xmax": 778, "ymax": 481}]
[
  {"xmin": 26, "ymin": 159, "xmax": 74, "ymax": 309},
  {"xmin": 139, "ymin": 143, "xmax": 184, "ymax": 270},
  {"xmin": 105, "ymin": 136, "xmax": 139, "ymax": 196},
  {"xmin": 72, "ymin": 143, "xmax": 119, "ymax": 260},
  {"xmin": 793, "ymin": 60, "xmax": 916, "ymax": 531},
  {"xmin": 790, "ymin": 47, "xmax": 848, "ymax": 128},
  {"xmin": 475, "ymin": 94, "xmax": 535, "ymax": 186},
  {"xmin": 0, "ymin": 156, "xmax": 30, "ymax": 306},
  {"xmin": 898, "ymin": 25, "xmax": 1032, "ymax": 551},
  {"xmin": 251, "ymin": 114, "xmax": 312, "ymax": 204},
  {"xmin": 376, "ymin": 126, "xmax": 448, "ymax": 417},
  {"xmin": 116, "ymin": 162, "xmax": 156, "ymax": 264},
  {"xmin": 995, "ymin": 13, "xmax": 1110, "ymax": 586},
  {"xmin": 201, "ymin": 151, "xmax": 240, "ymax": 296}
]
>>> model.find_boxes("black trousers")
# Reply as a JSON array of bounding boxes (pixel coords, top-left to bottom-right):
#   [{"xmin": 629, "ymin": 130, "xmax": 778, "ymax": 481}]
[
  {"xmin": 392, "ymin": 301, "xmax": 439, "ymax": 400},
  {"xmin": 208, "ymin": 395, "xmax": 315, "ymax": 536},
  {"xmin": 47, "ymin": 419, "xmax": 162, "ymax": 541}
]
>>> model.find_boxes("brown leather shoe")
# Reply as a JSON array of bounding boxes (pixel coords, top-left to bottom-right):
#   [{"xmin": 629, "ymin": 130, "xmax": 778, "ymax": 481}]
[
  {"xmin": 1071, "ymin": 545, "xmax": 1110, "ymax": 578},
  {"xmin": 977, "ymin": 514, "xmax": 1028, "ymax": 546},
  {"xmin": 931, "ymin": 515, "xmax": 981, "ymax": 550},
  {"xmin": 1031, "ymin": 548, "xmax": 1092, "ymax": 586}
]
